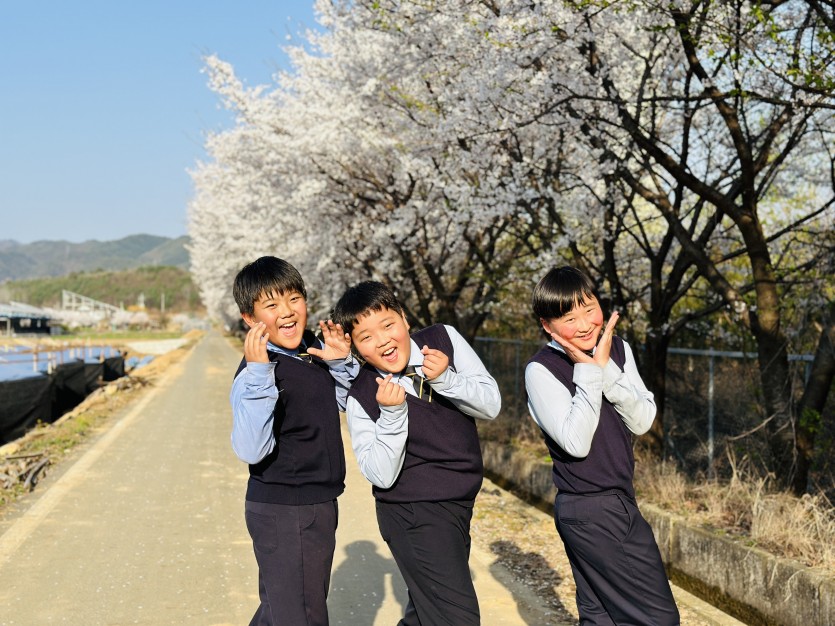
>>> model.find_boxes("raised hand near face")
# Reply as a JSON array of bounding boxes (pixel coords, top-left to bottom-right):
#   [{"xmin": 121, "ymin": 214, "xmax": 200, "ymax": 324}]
[
  {"xmin": 307, "ymin": 319, "xmax": 352, "ymax": 361},
  {"xmin": 376, "ymin": 374, "xmax": 406, "ymax": 407},
  {"xmin": 244, "ymin": 321, "xmax": 270, "ymax": 364},
  {"xmin": 420, "ymin": 345, "xmax": 449, "ymax": 381},
  {"xmin": 550, "ymin": 311, "xmax": 620, "ymax": 368},
  {"xmin": 591, "ymin": 311, "xmax": 619, "ymax": 368}
]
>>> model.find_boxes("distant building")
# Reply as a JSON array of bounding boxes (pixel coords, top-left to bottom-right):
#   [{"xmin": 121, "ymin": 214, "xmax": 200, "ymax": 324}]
[{"xmin": 0, "ymin": 301, "xmax": 53, "ymax": 336}]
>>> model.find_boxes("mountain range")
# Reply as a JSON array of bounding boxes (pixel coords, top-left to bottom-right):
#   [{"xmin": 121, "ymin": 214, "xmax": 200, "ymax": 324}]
[{"xmin": 0, "ymin": 235, "xmax": 190, "ymax": 281}]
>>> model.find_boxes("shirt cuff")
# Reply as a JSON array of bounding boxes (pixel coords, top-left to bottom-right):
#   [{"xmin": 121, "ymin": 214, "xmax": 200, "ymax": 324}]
[
  {"xmin": 325, "ymin": 353, "xmax": 357, "ymax": 370},
  {"xmin": 601, "ymin": 359, "xmax": 623, "ymax": 392},
  {"xmin": 427, "ymin": 365, "xmax": 454, "ymax": 391},
  {"xmin": 572, "ymin": 362, "xmax": 603, "ymax": 386},
  {"xmin": 244, "ymin": 361, "xmax": 276, "ymax": 387},
  {"xmin": 378, "ymin": 401, "xmax": 408, "ymax": 423}
]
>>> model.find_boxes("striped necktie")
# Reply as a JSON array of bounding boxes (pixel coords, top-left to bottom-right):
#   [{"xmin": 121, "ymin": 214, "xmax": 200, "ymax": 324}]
[{"xmin": 403, "ymin": 365, "xmax": 431, "ymax": 402}]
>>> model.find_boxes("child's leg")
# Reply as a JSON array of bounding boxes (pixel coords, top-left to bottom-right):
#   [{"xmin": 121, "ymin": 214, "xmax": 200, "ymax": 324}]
[
  {"xmin": 376, "ymin": 500, "xmax": 480, "ymax": 626},
  {"xmin": 245, "ymin": 499, "xmax": 338, "ymax": 626},
  {"xmin": 561, "ymin": 545, "xmax": 616, "ymax": 626},
  {"xmin": 555, "ymin": 492, "xmax": 680, "ymax": 626}
]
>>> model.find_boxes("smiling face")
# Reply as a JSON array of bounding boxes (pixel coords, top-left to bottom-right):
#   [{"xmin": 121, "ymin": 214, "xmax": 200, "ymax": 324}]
[
  {"xmin": 350, "ymin": 306, "xmax": 411, "ymax": 373},
  {"xmin": 541, "ymin": 295, "xmax": 604, "ymax": 353},
  {"xmin": 242, "ymin": 289, "xmax": 307, "ymax": 351}
]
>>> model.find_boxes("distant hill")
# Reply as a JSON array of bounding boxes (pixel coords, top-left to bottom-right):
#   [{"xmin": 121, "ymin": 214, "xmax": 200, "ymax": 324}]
[
  {"xmin": 0, "ymin": 266, "xmax": 203, "ymax": 313},
  {"xmin": 0, "ymin": 234, "xmax": 190, "ymax": 281}
]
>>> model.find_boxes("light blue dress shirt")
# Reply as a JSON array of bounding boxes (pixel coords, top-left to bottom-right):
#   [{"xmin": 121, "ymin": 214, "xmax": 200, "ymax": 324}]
[
  {"xmin": 230, "ymin": 338, "xmax": 359, "ymax": 465},
  {"xmin": 346, "ymin": 325, "xmax": 501, "ymax": 489}
]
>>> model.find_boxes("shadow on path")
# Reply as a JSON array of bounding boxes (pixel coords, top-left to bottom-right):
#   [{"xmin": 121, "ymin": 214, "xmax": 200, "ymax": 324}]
[
  {"xmin": 489, "ymin": 539, "xmax": 577, "ymax": 625},
  {"xmin": 329, "ymin": 539, "xmax": 408, "ymax": 624}
]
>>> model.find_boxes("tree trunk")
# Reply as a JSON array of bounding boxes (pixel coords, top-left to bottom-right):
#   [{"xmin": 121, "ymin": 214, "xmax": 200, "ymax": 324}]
[
  {"xmin": 642, "ymin": 330, "xmax": 671, "ymax": 458},
  {"xmin": 738, "ymin": 209, "xmax": 796, "ymax": 484},
  {"xmin": 793, "ymin": 317, "xmax": 835, "ymax": 495}
]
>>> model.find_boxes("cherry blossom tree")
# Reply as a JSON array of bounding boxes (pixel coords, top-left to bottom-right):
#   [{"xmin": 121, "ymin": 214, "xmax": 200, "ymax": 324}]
[
  {"xmin": 189, "ymin": 0, "xmax": 834, "ymax": 490},
  {"xmin": 546, "ymin": 0, "xmax": 835, "ymax": 489}
]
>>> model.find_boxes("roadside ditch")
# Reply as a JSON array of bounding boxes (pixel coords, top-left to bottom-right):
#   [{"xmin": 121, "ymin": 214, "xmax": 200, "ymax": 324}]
[{"xmin": 481, "ymin": 440, "xmax": 835, "ymax": 626}]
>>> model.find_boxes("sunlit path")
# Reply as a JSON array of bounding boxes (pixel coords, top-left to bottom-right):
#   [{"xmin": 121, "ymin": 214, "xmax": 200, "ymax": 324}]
[{"xmin": 0, "ymin": 330, "xmax": 556, "ymax": 625}]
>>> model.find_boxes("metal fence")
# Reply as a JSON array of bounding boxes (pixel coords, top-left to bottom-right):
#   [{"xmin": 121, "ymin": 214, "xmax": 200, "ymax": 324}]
[{"xmin": 472, "ymin": 337, "xmax": 817, "ymax": 478}]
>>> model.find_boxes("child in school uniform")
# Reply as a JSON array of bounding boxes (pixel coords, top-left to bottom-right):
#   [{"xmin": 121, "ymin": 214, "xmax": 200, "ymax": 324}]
[
  {"xmin": 230, "ymin": 256, "xmax": 358, "ymax": 626},
  {"xmin": 525, "ymin": 266, "xmax": 679, "ymax": 625},
  {"xmin": 331, "ymin": 281, "xmax": 501, "ymax": 626}
]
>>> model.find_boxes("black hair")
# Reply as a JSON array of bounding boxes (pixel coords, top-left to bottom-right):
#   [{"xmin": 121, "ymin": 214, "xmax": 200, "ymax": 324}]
[
  {"xmin": 232, "ymin": 256, "xmax": 307, "ymax": 315},
  {"xmin": 531, "ymin": 266, "xmax": 600, "ymax": 321},
  {"xmin": 331, "ymin": 281, "xmax": 405, "ymax": 336}
]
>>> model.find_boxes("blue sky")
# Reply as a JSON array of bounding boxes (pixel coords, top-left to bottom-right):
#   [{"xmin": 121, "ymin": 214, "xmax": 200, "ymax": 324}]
[{"xmin": 1, "ymin": 1, "xmax": 318, "ymax": 244}]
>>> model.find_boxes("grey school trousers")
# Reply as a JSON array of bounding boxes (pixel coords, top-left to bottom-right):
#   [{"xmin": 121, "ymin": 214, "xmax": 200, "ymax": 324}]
[
  {"xmin": 245, "ymin": 499, "xmax": 338, "ymax": 626},
  {"xmin": 555, "ymin": 491, "xmax": 680, "ymax": 626}
]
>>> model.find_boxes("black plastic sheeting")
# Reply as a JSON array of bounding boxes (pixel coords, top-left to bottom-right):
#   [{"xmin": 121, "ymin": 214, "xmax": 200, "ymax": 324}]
[
  {"xmin": 50, "ymin": 362, "xmax": 88, "ymax": 420},
  {"xmin": 0, "ymin": 356, "xmax": 126, "ymax": 445},
  {"xmin": 82, "ymin": 363, "xmax": 104, "ymax": 394},
  {"xmin": 103, "ymin": 356, "xmax": 125, "ymax": 381},
  {"xmin": 0, "ymin": 376, "xmax": 53, "ymax": 445}
]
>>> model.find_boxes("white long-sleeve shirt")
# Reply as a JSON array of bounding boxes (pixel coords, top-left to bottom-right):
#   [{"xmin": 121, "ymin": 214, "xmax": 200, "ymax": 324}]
[
  {"xmin": 525, "ymin": 338, "xmax": 655, "ymax": 458},
  {"xmin": 346, "ymin": 325, "xmax": 501, "ymax": 488}
]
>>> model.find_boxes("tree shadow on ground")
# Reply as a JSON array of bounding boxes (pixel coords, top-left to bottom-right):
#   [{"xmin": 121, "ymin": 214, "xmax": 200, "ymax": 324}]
[{"xmin": 489, "ymin": 539, "xmax": 578, "ymax": 625}]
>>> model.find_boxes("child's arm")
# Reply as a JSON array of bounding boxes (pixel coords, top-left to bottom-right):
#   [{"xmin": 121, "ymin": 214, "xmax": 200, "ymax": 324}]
[
  {"xmin": 308, "ymin": 320, "xmax": 360, "ymax": 411},
  {"xmin": 527, "ymin": 313, "xmax": 619, "ymax": 457},
  {"xmin": 601, "ymin": 341, "xmax": 656, "ymax": 435},
  {"xmin": 346, "ymin": 375, "xmax": 409, "ymax": 488},
  {"xmin": 230, "ymin": 323, "xmax": 278, "ymax": 464},
  {"xmin": 525, "ymin": 360, "xmax": 604, "ymax": 458},
  {"xmin": 421, "ymin": 325, "xmax": 501, "ymax": 420}
]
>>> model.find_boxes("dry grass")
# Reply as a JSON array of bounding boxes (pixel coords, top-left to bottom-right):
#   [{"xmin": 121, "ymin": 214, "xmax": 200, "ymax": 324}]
[
  {"xmin": 493, "ymin": 426, "xmax": 835, "ymax": 572},
  {"xmin": 635, "ymin": 450, "xmax": 835, "ymax": 571}
]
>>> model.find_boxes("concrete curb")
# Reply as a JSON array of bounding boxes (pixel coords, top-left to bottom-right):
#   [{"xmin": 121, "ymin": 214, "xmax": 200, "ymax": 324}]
[{"xmin": 481, "ymin": 440, "xmax": 835, "ymax": 626}]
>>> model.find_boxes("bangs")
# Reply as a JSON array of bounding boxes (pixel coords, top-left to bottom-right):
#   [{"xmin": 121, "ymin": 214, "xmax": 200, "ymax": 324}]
[{"xmin": 532, "ymin": 266, "xmax": 599, "ymax": 320}]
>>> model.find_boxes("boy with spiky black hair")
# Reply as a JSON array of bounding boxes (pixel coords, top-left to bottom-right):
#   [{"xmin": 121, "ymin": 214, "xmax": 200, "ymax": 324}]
[
  {"xmin": 332, "ymin": 280, "xmax": 501, "ymax": 626},
  {"xmin": 231, "ymin": 255, "xmax": 358, "ymax": 626},
  {"xmin": 525, "ymin": 266, "xmax": 679, "ymax": 625}
]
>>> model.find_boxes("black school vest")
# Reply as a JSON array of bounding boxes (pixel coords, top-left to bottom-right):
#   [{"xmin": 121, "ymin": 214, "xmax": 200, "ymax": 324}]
[
  {"xmin": 349, "ymin": 324, "xmax": 483, "ymax": 503},
  {"xmin": 234, "ymin": 330, "xmax": 346, "ymax": 505},
  {"xmin": 528, "ymin": 336, "xmax": 636, "ymax": 497}
]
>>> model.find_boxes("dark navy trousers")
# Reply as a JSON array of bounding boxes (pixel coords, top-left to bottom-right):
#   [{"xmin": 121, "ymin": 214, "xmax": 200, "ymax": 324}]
[
  {"xmin": 555, "ymin": 491, "xmax": 680, "ymax": 626},
  {"xmin": 376, "ymin": 500, "xmax": 480, "ymax": 626},
  {"xmin": 245, "ymin": 499, "xmax": 338, "ymax": 626}
]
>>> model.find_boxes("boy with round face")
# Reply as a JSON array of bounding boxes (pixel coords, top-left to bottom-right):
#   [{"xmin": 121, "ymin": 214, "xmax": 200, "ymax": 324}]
[
  {"xmin": 332, "ymin": 281, "xmax": 501, "ymax": 626},
  {"xmin": 230, "ymin": 256, "xmax": 358, "ymax": 626},
  {"xmin": 348, "ymin": 304, "xmax": 452, "ymax": 409},
  {"xmin": 525, "ymin": 266, "xmax": 679, "ymax": 625},
  {"xmin": 241, "ymin": 288, "xmax": 309, "ymax": 353}
]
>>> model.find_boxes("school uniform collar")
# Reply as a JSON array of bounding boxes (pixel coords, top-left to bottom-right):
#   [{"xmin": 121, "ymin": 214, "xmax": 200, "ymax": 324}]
[
  {"xmin": 547, "ymin": 339, "xmax": 597, "ymax": 357},
  {"xmin": 266, "ymin": 338, "xmax": 310, "ymax": 359}
]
